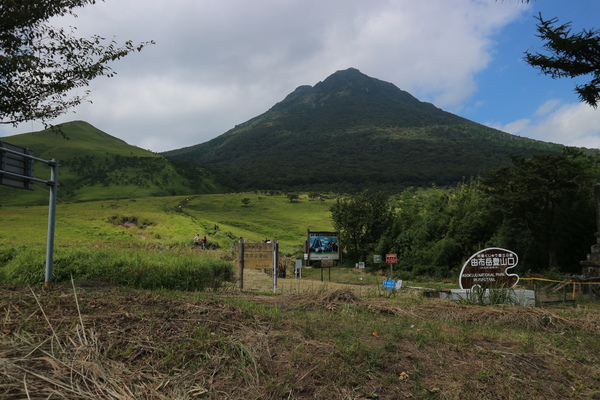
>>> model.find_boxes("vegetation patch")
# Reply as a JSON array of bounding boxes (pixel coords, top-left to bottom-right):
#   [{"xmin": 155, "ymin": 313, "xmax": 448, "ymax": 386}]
[
  {"xmin": 106, "ymin": 214, "xmax": 154, "ymax": 229},
  {"xmin": 0, "ymin": 246, "xmax": 234, "ymax": 291},
  {"xmin": 1, "ymin": 281, "xmax": 599, "ymax": 399}
]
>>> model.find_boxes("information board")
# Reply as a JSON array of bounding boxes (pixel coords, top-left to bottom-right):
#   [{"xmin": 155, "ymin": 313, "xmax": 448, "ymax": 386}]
[
  {"xmin": 243, "ymin": 243, "xmax": 273, "ymax": 269},
  {"xmin": 308, "ymin": 230, "xmax": 339, "ymax": 260},
  {"xmin": 459, "ymin": 247, "xmax": 519, "ymax": 289},
  {"xmin": 386, "ymin": 254, "xmax": 397, "ymax": 264}
]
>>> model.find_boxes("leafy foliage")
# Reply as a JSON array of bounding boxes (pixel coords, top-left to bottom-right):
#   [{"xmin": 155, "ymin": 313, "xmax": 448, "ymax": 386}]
[
  {"xmin": 330, "ymin": 191, "xmax": 395, "ymax": 262},
  {"xmin": 525, "ymin": 14, "xmax": 600, "ymax": 107},
  {"xmin": 0, "ymin": 246, "xmax": 233, "ymax": 290},
  {"xmin": 482, "ymin": 149, "xmax": 597, "ymax": 272},
  {"xmin": 333, "ymin": 150, "xmax": 599, "ymax": 277},
  {"xmin": 0, "ymin": 0, "xmax": 153, "ymax": 127},
  {"xmin": 377, "ymin": 182, "xmax": 497, "ymax": 279}
]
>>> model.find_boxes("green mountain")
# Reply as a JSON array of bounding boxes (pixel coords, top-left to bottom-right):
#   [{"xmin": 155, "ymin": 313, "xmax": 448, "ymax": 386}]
[
  {"xmin": 0, "ymin": 121, "xmax": 228, "ymax": 206},
  {"xmin": 163, "ymin": 68, "xmax": 566, "ymax": 193}
]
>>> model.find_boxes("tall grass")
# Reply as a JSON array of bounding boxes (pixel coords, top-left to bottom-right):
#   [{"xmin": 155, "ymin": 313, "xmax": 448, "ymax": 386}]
[{"xmin": 0, "ymin": 245, "xmax": 234, "ymax": 291}]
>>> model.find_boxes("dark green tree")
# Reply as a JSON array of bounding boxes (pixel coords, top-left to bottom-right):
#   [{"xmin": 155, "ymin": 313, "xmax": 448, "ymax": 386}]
[
  {"xmin": 525, "ymin": 13, "xmax": 600, "ymax": 107},
  {"xmin": 0, "ymin": 0, "xmax": 152, "ymax": 127},
  {"xmin": 330, "ymin": 191, "xmax": 394, "ymax": 263},
  {"xmin": 286, "ymin": 193, "xmax": 300, "ymax": 202},
  {"xmin": 379, "ymin": 182, "xmax": 496, "ymax": 278},
  {"xmin": 482, "ymin": 149, "xmax": 596, "ymax": 272}
]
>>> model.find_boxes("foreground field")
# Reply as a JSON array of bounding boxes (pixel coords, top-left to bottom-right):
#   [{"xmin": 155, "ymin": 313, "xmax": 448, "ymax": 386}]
[{"xmin": 2, "ymin": 270, "xmax": 599, "ymax": 399}]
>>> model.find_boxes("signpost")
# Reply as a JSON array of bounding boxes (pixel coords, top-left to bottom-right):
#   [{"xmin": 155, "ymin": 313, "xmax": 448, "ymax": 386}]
[
  {"xmin": 358, "ymin": 261, "xmax": 365, "ymax": 280},
  {"xmin": 382, "ymin": 278, "xmax": 395, "ymax": 290},
  {"xmin": 242, "ymin": 242, "xmax": 274, "ymax": 269},
  {"xmin": 307, "ymin": 230, "xmax": 340, "ymax": 261},
  {"xmin": 459, "ymin": 247, "xmax": 519, "ymax": 290},
  {"xmin": 237, "ymin": 239, "xmax": 279, "ymax": 293},
  {"xmin": 385, "ymin": 253, "xmax": 397, "ymax": 276},
  {"xmin": 307, "ymin": 230, "xmax": 339, "ymax": 281},
  {"xmin": 0, "ymin": 141, "xmax": 59, "ymax": 284}
]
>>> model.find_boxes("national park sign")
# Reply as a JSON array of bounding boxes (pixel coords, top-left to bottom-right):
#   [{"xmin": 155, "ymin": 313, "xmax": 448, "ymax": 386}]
[{"xmin": 459, "ymin": 248, "xmax": 519, "ymax": 290}]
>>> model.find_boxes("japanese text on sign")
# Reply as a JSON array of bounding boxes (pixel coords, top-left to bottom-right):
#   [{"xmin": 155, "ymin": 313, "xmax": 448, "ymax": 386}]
[
  {"xmin": 243, "ymin": 243, "xmax": 273, "ymax": 269},
  {"xmin": 459, "ymin": 248, "xmax": 519, "ymax": 289}
]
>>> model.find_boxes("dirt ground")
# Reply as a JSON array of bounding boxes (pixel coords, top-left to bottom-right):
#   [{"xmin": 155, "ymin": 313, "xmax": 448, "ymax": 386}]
[{"xmin": 1, "ymin": 272, "xmax": 600, "ymax": 399}]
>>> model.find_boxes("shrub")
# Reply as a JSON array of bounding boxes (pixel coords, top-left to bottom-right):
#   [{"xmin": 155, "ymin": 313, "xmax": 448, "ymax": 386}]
[{"xmin": 0, "ymin": 246, "xmax": 234, "ymax": 291}]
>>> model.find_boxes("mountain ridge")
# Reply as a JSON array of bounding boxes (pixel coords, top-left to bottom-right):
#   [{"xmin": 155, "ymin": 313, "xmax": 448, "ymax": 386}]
[
  {"xmin": 163, "ymin": 68, "xmax": 566, "ymax": 192},
  {"xmin": 0, "ymin": 121, "xmax": 228, "ymax": 206}
]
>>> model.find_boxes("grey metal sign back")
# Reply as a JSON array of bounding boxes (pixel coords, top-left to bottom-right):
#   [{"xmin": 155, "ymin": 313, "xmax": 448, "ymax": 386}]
[{"xmin": 0, "ymin": 141, "xmax": 34, "ymax": 190}]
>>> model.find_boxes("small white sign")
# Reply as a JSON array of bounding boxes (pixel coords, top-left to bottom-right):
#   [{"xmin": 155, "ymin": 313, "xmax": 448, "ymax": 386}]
[{"xmin": 358, "ymin": 262, "xmax": 365, "ymax": 269}]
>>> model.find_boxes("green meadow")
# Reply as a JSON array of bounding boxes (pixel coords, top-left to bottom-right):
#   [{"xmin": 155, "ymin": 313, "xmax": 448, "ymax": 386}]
[
  {"xmin": 1, "ymin": 192, "xmax": 334, "ymax": 249},
  {"xmin": 0, "ymin": 192, "xmax": 334, "ymax": 287}
]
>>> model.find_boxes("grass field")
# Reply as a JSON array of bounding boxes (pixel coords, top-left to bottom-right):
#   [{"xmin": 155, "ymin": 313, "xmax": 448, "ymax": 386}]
[
  {"xmin": 1, "ymin": 192, "xmax": 334, "ymax": 252},
  {"xmin": 0, "ymin": 192, "xmax": 335, "ymax": 287},
  {"xmin": 2, "ymin": 192, "xmax": 600, "ymax": 398}
]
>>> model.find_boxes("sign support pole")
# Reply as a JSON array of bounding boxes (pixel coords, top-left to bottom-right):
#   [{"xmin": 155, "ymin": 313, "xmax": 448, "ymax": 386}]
[
  {"xmin": 44, "ymin": 159, "xmax": 59, "ymax": 284},
  {"xmin": 1, "ymin": 142, "xmax": 60, "ymax": 285},
  {"xmin": 273, "ymin": 238, "xmax": 278, "ymax": 294},
  {"xmin": 238, "ymin": 238, "xmax": 244, "ymax": 290}
]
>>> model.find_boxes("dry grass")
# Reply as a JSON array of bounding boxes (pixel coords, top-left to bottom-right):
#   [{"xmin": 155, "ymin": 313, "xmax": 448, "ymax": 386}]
[{"xmin": 2, "ymin": 275, "xmax": 600, "ymax": 399}]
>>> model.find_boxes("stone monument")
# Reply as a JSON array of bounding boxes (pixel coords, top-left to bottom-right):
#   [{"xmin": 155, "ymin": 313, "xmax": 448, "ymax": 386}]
[{"xmin": 581, "ymin": 183, "xmax": 600, "ymax": 277}]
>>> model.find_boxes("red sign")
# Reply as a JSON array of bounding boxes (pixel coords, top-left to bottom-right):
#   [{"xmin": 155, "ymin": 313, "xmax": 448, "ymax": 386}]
[{"xmin": 386, "ymin": 254, "xmax": 397, "ymax": 264}]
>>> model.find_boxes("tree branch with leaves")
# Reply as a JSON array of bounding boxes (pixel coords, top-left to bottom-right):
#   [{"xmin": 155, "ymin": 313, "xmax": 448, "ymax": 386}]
[
  {"xmin": 0, "ymin": 0, "xmax": 153, "ymax": 127},
  {"xmin": 525, "ymin": 13, "xmax": 600, "ymax": 107}
]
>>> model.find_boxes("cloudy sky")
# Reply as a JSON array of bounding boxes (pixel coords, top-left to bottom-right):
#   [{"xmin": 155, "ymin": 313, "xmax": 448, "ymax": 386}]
[{"xmin": 2, "ymin": 0, "xmax": 600, "ymax": 152}]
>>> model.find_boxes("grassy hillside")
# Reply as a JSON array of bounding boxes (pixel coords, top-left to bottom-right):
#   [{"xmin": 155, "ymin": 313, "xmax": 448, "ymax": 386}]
[
  {"xmin": 0, "ymin": 121, "xmax": 228, "ymax": 206},
  {"xmin": 0, "ymin": 192, "xmax": 334, "ymax": 255}
]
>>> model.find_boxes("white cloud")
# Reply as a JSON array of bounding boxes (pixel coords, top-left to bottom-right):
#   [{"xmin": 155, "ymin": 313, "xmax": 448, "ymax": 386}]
[
  {"xmin": 491, "ymin": 101, "xmax": 600, "ymax": 150},
  {"xmin": 527, "ymin": 103, "xmax": 600, "ymax": 148},
  {"xmin": 534, "ymin": 99, "xmax": 561, "ymax": 117},
  {"xmin": 3, "ymin": 0, "xmax": 531, "ymax": 151},
  {"xmin": 487, "ymin": 118, "xmax": 531, "ymax": 135}
]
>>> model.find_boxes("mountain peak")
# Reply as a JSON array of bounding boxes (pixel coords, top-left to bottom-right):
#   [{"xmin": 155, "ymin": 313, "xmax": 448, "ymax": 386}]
[
  {"xmin": 164, "ymin": 69, "xmax": 563, "ymax": 193},
  {"xmin": 269, "ymin": 67, "xmax": 459, "ymax": 126}
]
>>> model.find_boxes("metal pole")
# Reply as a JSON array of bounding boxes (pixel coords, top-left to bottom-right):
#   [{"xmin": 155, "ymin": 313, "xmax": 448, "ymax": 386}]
[
  {"xmin": 273, "ymin": 238, "xmax": 278, "ymax": 294},
  {"xmin": 238, "ymin": 238, "xmax": 244, "ymax": 290},
  {"xmin": 45, "ymin": 159, "xmax": 58, "ymax": 284}
]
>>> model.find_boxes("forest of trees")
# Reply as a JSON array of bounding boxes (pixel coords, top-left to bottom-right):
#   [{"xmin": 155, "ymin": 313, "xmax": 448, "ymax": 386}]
[{"xmin": 331, "ymin": 148, "xmax": 600, "ymax": 279}]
